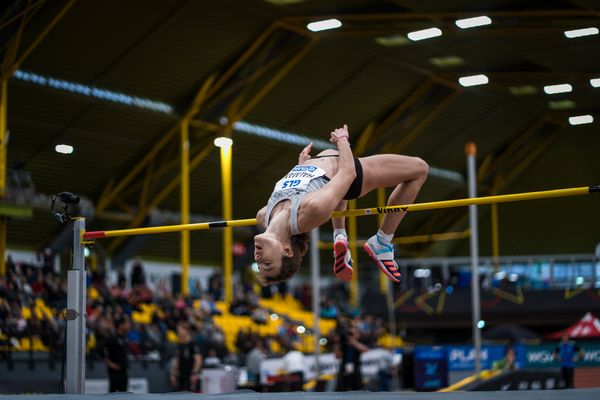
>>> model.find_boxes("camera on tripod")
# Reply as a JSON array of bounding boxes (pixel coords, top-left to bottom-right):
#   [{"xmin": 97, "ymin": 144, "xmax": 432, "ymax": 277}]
[{"xmin": 50, "ymin": 192, "xmax": 80, "ymax": 223}]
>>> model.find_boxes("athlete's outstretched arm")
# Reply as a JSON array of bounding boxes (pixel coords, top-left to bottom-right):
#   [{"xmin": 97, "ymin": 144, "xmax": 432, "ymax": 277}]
[{"xmin": 303, "ymin": 125, "xmax": 355, "ymax": 226}]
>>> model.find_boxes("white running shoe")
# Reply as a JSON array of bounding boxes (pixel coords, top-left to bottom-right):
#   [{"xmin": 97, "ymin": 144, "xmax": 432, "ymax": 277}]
[{"xmin": 363, "ymin": 234, "xmax": 401, "ymax": 282}]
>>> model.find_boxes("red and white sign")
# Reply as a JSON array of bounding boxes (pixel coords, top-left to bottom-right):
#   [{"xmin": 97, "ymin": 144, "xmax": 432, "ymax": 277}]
[{"xmin": 547, "ymin": 312, "xmax": 600, "ymax": 338}]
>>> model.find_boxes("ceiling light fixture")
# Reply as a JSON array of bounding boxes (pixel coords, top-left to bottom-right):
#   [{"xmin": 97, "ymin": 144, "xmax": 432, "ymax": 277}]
[
  {"xmin": 590, "ymin": 78, "xmax": 600, "ymax": 88},
  {"xmin": 407, "ymin": 27, "xmax": 442, "ymax": 41},
  {"xmin": 508, "ymin": 85, "xmax": 537, "ymax": 96},
  {"xmin": 458, "ymin": 74, "xmax": 489, "ymax": 87},
  {"xmin": 548, "ymin": 100, "xmax": 576, "ymax": 110},
  {"xmin": 568, "ymin": 115, "xmax": 593, "ymax": 125},
  {"xmin": 564, "ymin": 27, "xmax": 599, "ymax": 38},
  {"xmin": 455, "ymin": 16, "xmax": 492, "ymax": 29},
  {"xmin": 13, "ymin": 70, "xmax": 173, "ymax": 114},
  {"xmin": 430, "ymin": 55, "xmax": 464, "ymax": 67},
  {"xmin": 55, "ymin": 144, "xmax": 74, "ymax": 154},
  {"xmin": 214, "ymin": 137, "xmax": 233, "ymax": 148},
  {"xmin": 543, "ymin": 83, "xmax": 572, "ymax": 94},
  {"xmin": 375, "ymin": 34, "xmax": 410, "ymax": 47},
  {"xmin": 307, "ymin": 18, "xmax": 342, "ymax": 32}
]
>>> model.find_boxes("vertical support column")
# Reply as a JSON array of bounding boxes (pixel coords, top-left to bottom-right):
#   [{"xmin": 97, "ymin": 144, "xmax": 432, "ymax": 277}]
[
  {"xmin": 310, "ymin": 227, "xmax": 321, "ymax": 378},
  {"xmin": 0, "ymin": 80, "xmax": 7, "ymax": 197},
  {"xmin": 180, "ymin": 120, "xmax": 190, "ymax": 296},
  {"xmin": 377, "ymin": 188, "xmax": 387, "ymax": 293},
  {"xmin": 66, "ymin": 218, "xmax": 86, "ymax": 394},
  {"xmin": 220, "ymin": 143, "xmax": 233, "ymax": 304},
  {"xmin": 377, "ymin": 188, "xmax": 397, "ymax": 342},
  {"xmin": 0, "ymin": 80, "xmax": 7, "ymax": 276},
  {"xmin": 466, "ymin": 142, "xmax": 482, "ymax": 377},
  {"xmin": 491, "ymin": 203, "xmax": 500, "ymax": 272},
  {"xmin": 348, "ymin": 199, "xmax": 358, "ymax": 307},
  {"xmin": 0, "ymin": 219, "xmax": 5, "ymax": 276}
]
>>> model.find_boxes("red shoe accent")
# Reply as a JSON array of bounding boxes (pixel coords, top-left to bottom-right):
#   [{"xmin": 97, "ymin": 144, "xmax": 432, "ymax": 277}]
[
  {"xmin": 333, "ymin": 239, "xmax": 353, "ymax": 281},
  {"xmin": 363, "ymin": 243, "xmax": 401, "ymax": 283}
]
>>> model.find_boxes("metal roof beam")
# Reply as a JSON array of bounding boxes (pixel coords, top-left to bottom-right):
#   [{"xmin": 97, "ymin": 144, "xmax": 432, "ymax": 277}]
[
  {"xmin": 282, "ymin": 10, "xmax": 600, "ymax": 24},
  {"xmin": 2, "ymin": 0, "xmax": 77, "ymax": 81}
]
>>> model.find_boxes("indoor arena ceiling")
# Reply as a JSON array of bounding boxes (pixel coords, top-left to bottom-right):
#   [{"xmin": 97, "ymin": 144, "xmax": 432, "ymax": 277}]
[{"xmin": 1, "ymin": 0, "xmax": 599, "ymax": 269}]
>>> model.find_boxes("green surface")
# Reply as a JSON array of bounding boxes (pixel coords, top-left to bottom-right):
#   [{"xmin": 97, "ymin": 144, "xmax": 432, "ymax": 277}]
[{"xmin": 0, "ymin": 203, "xmax": 33, "ymax": 218}]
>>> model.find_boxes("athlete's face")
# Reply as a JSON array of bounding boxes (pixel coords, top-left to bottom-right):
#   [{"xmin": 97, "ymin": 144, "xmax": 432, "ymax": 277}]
[{"xmin": 254, "ymin": 233, "xmax": 291, "ymax": 278}]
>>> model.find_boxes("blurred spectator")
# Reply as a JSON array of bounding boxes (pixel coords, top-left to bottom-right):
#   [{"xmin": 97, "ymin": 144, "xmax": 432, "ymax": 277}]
[
  {"xmin": 246, "ymin": 339, "xmax": 267, "ymax": 385},
  {"xmin": 190, "ymin": 279, "xmax": 203, "ymax": 299},
  {"xmin": 170, "ymin": 321, "xmax": 203, "ymax": 392},
  {"xmin": 251, "ymin": 306, "xmax": 269, "ymax": 324},
  {"xmin": 282, "ymin": 343, "xmax": 307, "ymax": 382},
  {"xmin": 277, "ymin": 319, "xmax": 299, "ymax": 350},
  {"xmin": 203, "ymin": 348, "xmax": 221, "ymax": 368},
  {"xmin": 208, "ymin": 272, "xmax": 223, "ymax": 301},
  {"xmin": 200, "ymin": 292, "xmax": 221, "ymax": 316},
  {"xmin": 553, "ymin": 332, "xmax": 584, "ymax": 389},
  {"xmin": 336, "ymin": 320, "xmax": 368, "ymax": 391},
  {"xmin": 293, "ymin": 283, "xmax": 312, "ymax": 310},
  {"xmin": 277, "ymin": 282, "xmax": 288, "ymax": 298},
  {"xmin": 377, "ymin": 348, "xmax": 394, "ymax": 392},
  {"xmin": 321, "ymin": 299, "xmax": 338, "ymax": 319},
  {"xmin": 127, "ymin": 322, "xmax": 143, "ymax": 356},
  {"xmin": 230, "ymin": 288, "xmax": 251, "ymax": 316},
  {"xmin": 104, "ymin": 317, "xmax": 130, "ymax": 392},
  {"xmin": 493, "ymin": 347, "xmax": 519, "ymax": 371}
]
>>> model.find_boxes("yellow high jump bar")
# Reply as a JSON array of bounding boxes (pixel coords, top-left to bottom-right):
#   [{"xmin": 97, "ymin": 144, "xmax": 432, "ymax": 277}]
[{"xmin": 83, "ymin": 185, "xmax": 598, "ymax": 240}]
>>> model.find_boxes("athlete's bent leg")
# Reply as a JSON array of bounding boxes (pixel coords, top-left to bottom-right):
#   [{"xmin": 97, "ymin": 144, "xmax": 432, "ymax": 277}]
[
  {"xmin": 332, "ymin": 200, "xmax": 353, "ymax": 281},
  {"xmin": 359, "ymin": 155, "xmax": 429, "ymax": 282}
]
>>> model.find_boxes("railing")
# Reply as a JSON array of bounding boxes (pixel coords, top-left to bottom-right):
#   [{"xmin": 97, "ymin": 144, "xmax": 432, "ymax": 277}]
[{"xmin": 396, "ymin": 253, "xmax": 600, "ymax": 291}]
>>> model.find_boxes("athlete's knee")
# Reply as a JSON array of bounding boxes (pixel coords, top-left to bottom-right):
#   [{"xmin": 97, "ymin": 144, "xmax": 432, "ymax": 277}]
[{"xmin": 413, "ymin": 157, "xmax": 429, "ymax": 180}]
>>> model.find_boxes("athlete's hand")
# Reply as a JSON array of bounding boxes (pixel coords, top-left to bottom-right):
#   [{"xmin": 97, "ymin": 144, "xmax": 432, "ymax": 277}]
[
  {"xmin": 299, "ymin": 142, "xmax": 312, "ymax": 164},
  {"xmin": 330, "ymin": 124, "xmax": 350, "ymax": 144}
]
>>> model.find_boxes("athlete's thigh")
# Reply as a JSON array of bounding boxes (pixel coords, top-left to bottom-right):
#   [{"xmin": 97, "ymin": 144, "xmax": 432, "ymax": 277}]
[{"xmin": 358, "ymin": 154, "xmax": 427, "ymax": 195}]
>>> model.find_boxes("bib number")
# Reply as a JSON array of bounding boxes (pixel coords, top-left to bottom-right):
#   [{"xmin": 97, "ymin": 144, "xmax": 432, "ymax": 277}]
[
  {"xmin": 281, "ymin": 179, "xmax": 302, "ymax": 189},
  {"xmin": 273, "ymin": 165, "xmax": 327, "ymax": 192}
]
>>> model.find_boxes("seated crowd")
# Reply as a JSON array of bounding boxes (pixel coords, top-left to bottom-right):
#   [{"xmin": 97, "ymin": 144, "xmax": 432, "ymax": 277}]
[{"xmin": 0, "ymin": 253, "xmax": 390, "ymax": 380}]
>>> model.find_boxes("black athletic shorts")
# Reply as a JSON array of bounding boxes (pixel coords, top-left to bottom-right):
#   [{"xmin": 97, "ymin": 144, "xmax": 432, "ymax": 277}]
[
  {"xmin": 310, "ymin": 154, "xmax": 363, "ymax": 200},
  {"xmin": 343, "ymin": 158, "xmax": 363, "ymax": 200}
]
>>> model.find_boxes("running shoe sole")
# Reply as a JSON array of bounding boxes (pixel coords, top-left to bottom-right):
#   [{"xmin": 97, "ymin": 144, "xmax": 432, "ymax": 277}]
[
  {"xmin": 333, "ymin": 240, "xmax": 353, "ymax": 281},
  {"xmin": 363, "ymin": 243, "xmax": 401, "ymax": 283}
]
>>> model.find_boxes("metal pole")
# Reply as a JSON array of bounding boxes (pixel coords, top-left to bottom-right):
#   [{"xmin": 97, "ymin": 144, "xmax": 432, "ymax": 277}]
[
  {"xmin": 348, "ymin": 199, "xmax": 358, "ymax": 307},
  {"xmin": 466, "ymin": 143, "xmax": 482, "ymax": 377},
  {"xmin": 377, "ymin": 188, "xmax": 387, "ymax": 293},
  {"xmin": 310, "ymin": 227, "xmax": 321, "ymax": 378},
  {"xmin": 491, "ymin": 203, "xmax": 500, "ymax": 272},
  {"xmin": 0, "ymin": 220, "xmax": 5, "ymax": 276},
  {"xmin": 66, "ymin": 218, "xmax": 86, "ymax": 393},
  {"xmin": 386, "ymin": 279, "xmax": 397, "ymax": 339},
  {"xmin": 180, "ymin": 120, "xmax": 190, "ymax": 296},
  {"xmin": 220, "ymin": 144, "xmax": 233, "ymax": 304},
  {"xmin": 0, "ymin": 80, "xmax": 6, "ymax": 197},
  {"xmin": 0, "ymin": 80, "xmax": 7, "ymax": 276},
  {"xmin": 377, "ymin": 188, "xmax": 397, "ymax": 347}
]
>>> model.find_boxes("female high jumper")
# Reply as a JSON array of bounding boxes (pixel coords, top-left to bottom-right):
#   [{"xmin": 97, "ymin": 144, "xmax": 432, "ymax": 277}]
[{"xmin": 254, "ymin": 124, "xmax": 428, "ymax": 285}]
